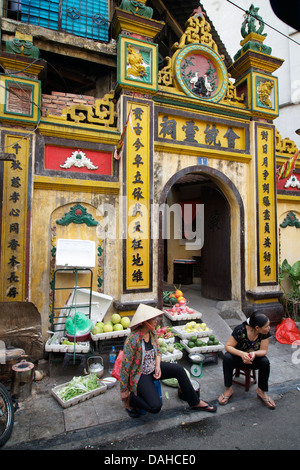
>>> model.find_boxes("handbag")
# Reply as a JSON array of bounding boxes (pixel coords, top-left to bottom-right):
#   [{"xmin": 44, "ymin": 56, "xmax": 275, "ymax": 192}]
[{"xmin": 111, "ymin": 350, "xmax": 123, "ymax": 381}]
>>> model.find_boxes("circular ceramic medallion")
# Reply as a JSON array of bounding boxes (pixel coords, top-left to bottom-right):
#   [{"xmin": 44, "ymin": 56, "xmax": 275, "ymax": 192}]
[{"xmin": 174, "ymin": 44, "xmax": 228, "ymax": 102}]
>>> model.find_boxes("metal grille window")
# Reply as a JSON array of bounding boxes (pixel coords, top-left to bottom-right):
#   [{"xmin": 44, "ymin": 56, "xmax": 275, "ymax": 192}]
[{"xmin": 7, "ymin": 0, "xmax": 109, "ymax": 42}]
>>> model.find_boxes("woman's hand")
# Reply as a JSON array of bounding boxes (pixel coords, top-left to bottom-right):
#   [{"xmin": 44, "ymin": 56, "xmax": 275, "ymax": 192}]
[
  {"xmin": 242, "ymin": 351, "xmax": 254, "ymax": 364},
  {"xmin": 121, "ymin": 390, "xmax": 130, "ymax": 408},
  {"xmin": 153, "ymin": 364, "xmax": 161, "ymax": 379}
]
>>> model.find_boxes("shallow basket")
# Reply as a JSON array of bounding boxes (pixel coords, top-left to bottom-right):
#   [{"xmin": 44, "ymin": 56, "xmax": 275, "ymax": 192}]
[
  {"xmin": 51, "ymin": 378, "xmax": 107, "ymax": 408},
  {"xmin": 172, "ymin": 324, "xmax": 213, "ymax": 339},
  {"xmin": 180, "ymin": 338, "xmax": 224, "ymax": 354}
]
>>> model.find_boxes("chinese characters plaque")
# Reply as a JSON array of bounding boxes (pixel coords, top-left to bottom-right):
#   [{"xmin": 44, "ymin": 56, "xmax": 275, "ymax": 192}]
[
  {"xmin": 124, "ymin": 98, "xmax": 152, "ymax": 292},
  {"xmin": 0, "ymin": 133, "xmax": 31, "ymax": 300},
  {"xmin": 256, "ymin": 124, "xmax": 278, "ymax": 285}
]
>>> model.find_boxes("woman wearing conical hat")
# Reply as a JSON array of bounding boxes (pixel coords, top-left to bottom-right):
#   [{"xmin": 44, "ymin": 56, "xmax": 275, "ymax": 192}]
[{"xmin": 120, "ymin": 304, "xmax": 216, "ymax": 417}]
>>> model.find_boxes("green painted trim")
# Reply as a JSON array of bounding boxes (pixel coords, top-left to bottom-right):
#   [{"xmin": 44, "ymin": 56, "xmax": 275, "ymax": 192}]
[
  {"xmin": 56, "ymin": 203, "xmax": 99, "ymax": 226},
  {"xmin": 116, "ymin": 35, "xmax": 158, "ymax": 93},
  {"xmin": 153, "ymin": 95, "xmax": 251, "ymax": 121},
  {"xmin": 174, "ymin": 44, "xmax": 228, "ymax": 102},
  {"xmin": 4, "ymin": 80, "xmax": 35, "ymax": 117},
  {"xmin": 1, "ymin": 74, "xmax": 41, "ymax": 123}
]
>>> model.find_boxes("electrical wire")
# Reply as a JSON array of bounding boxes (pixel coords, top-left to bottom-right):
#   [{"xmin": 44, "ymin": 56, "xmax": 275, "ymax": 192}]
[{"xmin": 226, "ymin": 0, "xmax": 300, "ymax": 46}]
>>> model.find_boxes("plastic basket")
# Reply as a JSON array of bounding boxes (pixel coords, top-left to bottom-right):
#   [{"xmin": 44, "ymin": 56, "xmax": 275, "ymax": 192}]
[
  {"xmin": 172, "ymin": 324, "xmax": 213, "ymax": 339},
  {"xmin": 163, "ymin": 309, "xmax": 202, "ymax": 322},
  {"xmin": 51, "ymin": 377, "xmax": 107, "ymax": 408},
  {"xmin": 180, "ymin": 338, "xmax": 224, "ymax": 354}
]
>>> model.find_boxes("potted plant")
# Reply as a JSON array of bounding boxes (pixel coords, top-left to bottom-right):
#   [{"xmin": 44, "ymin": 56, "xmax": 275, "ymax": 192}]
[{"xmin": 279, "ymin": 259, "xmax": 300, "ymax": 323}]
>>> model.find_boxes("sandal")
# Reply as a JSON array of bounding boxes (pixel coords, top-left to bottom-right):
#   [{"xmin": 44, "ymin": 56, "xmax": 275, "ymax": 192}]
[
  {"xmin": 257, "ymin": 394, "xmax": 276, "ymax": 409},
  {"xmin": 218, "ymin": 393, "xmax": 233, "ymax": 406},
  {"xmin": 192, "ymin": 403, "xmax": 217, "ymax": 413},
  {"xmin": 125, "ymin": 408, "xmax": 140, "ymax": 418}
]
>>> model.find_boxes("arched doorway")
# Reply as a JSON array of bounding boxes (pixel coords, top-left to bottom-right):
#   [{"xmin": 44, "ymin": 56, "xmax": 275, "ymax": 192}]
[{"xmin": 157, "ymin": 165, "xmax": 245, "ymax": 309}]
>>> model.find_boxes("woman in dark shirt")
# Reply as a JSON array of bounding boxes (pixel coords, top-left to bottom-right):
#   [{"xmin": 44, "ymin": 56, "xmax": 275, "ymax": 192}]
[{"xmin": 218, "ymin": 312, "xmax": 275, "ymax": 409}]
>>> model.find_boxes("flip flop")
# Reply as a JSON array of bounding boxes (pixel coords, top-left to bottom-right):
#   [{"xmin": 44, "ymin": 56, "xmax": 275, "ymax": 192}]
[
  {"xmin": 257, "ymin": 394, "xmax": 276, "ymax": 409},
  {"xmin": 218, "ymin": 393, "xmax": 233, "ymax": 406},
  {"xmin": 192, "ymin": 403, "xmax": 217, "ymax": 413},
  {"xmin": 126, "ymin": 408, "xmax": 140, "ymax": 418}
]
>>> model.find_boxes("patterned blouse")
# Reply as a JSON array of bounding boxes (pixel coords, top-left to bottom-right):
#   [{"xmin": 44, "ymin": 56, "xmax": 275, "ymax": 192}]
[
  {"xmin": 232, "ymin": 322, "xmax": 271, "ymax": 352},
  {"xmin": 120, "ymin": 329, "xmax": 161, "ymax": 394}
]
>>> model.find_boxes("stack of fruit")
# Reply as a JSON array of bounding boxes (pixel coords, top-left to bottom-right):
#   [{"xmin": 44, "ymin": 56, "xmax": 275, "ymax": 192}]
[
  {"xmin": 158, "ymin": 338, "xmax": 175, "ymax": 354},
  {"xmin": 183, "ymin": 321, "xmax": 210, "ymax": 334},
  {"xmin": 158, "ymin": 338, "xmax": 184, "ymax": 362},
  {"xmin": 163, "ymin": 287, "xmax": 186, "ymax": 306},
  {"xmin": 155, "ymin": 325, "xmax": 174, "ymax": 342},
  {"xmin": 91, "ymin": 313, "xmax": 131, "ymax": 337},
  {"xmin": 187, "ymin": 334, "xmax": 220, "ymax": 349}
]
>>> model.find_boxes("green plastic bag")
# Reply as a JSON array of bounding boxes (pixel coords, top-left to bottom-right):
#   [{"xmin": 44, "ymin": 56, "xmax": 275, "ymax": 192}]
[{"xmin": 65, "ymin": 311, "xmax": 93, "ymax": 336}]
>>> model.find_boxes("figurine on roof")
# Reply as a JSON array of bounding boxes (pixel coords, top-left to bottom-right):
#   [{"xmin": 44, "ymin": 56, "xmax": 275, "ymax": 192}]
[{"xmin": 241, "ymin": 4, "xmax": 267, "ymax": 38}]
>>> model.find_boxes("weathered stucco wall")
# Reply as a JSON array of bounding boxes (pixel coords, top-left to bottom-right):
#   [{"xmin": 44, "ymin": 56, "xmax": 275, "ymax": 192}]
[{"xmin": 30, "ymin": 189, "xmax": 122, "ymax": 337}]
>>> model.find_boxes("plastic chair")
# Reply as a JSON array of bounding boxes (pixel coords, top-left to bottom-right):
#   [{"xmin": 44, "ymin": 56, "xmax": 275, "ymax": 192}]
[{"xmin": 232, "ymin": 367, "xmax": 257, "ymax": 392}]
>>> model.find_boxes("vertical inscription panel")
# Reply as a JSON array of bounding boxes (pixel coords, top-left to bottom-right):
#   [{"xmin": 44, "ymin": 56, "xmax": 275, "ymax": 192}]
[
  {"xmin": 123, "ymin": 97, "xmax": 153, "ymax": 292},
  {"xmin": 255, "ymin": 124, "xmax": 278, "ymax": 285},
  {"xmin": 0, "ymin": 134, "xmax": 30, "ymax": 300}
]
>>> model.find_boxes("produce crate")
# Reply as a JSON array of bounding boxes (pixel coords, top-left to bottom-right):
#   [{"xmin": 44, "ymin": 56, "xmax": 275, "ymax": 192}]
[
  {"xmin": 163, "ymin": 309, "xmax": 202, "ymax": 322},
  {"xmin": 172, "ymin": 325, "xmax": 213, "ymax": 339},
  {"xmin": 51, "ymin": 377, "xmax": 107, "ymax": 408},
  {"xmin": 94, "ymin": 335, "xmax": 127, "ymax": 354},
  {"xmin": 91, "ymin": 328, "xmax": 130, "ymax": 341},
  {"xmin": 180, "ymin": 338, "xmax": 224, "ymax": 354},
  {"xmin": 202, "ymin": 352, "xmax": 219, "ymax": 365},
  {"xmin": 161, "ymin": 350, "xmax": 183, "ymax": 362},
  {"xmin": 45, "ymin": 335, "xmax": 91, "ymax": 353}
]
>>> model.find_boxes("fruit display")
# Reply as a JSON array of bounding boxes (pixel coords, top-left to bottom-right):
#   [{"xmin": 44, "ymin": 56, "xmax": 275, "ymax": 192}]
[
  {"xmin": 91, "ymin": 314, "xmax": 131, "ymax": 340},
  {"xmin": 172, "ymin": 321, "xmax": 213, "ymax": 339},
  {"xmin": 155, "ymin": 325, "xmax": 174, "ymax": 342},
  {"xmin": 158, "ymin": 339, "xmax": 183, "ymax": 362},
  {"xmin": 163, "ymin": 287, "xmax": 186, "ymax": 306},
  {"xmin": 163, "ymin": 286, "xmax": 203, "ymax": 320},
  {"xmin": 187, "ymin": 334, "xmax": 220, "ymax": 349},
  {"xmin": 45, "ymin": 333, "xmax": 90, "ymax": 353},
  {"xmin": 181, "ymin": 334, "xmax": 224, "ymax": 354}
]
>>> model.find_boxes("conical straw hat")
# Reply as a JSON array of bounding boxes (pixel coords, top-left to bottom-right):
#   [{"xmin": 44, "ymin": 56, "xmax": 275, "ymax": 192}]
[{"xmin": 130, "ymin": 304, "xmax": 163, "ymax": 328}]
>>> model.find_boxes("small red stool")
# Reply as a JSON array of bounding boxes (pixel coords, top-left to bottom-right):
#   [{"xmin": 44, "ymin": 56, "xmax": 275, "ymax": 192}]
[{"xmin": 233, "ymin": 367, "xmax": 257, "ymax": 392}]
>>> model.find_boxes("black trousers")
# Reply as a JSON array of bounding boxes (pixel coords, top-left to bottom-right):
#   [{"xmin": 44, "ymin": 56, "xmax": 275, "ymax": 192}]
[
  {"xmin": 223, "ymin": 352, "xmax": 270, "ymax": 392},
  {"xmin": 129, "ymin": 361, "xmax": 199, "ymax": 413}
]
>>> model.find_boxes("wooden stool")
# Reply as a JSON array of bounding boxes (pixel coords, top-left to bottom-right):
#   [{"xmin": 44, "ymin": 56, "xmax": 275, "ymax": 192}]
[{"xmin": 233, "ymin": 367, "xmax": 257, "ymax": 392}]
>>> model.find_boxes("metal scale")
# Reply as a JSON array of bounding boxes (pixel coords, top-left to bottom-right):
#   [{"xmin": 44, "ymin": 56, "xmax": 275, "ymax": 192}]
[{"xmin": 188, "ymin": 353, "xmax": 205, "ymax": 378}]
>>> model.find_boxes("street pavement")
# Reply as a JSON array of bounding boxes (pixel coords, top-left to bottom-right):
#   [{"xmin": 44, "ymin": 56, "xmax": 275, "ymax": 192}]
[{"xmin": 2, "ymin": 285, "xmax": 300, "ymax": 450}]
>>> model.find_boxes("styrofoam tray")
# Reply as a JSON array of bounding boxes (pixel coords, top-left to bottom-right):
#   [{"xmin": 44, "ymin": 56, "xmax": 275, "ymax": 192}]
[
  {"xmin": 53, "ymin": 288, "xmax": 113, "ymax": 331},
  {"xmin": 163, "ymin": 309, "xmax": 202, "ymax": 321},
  {"xmin": 157, "ymin": 336, "xmax": 175, "ymax": 344},
  {"xmin": 172, "ymin": 325, "xmax": 213, "ymax": 339},
  {"xmin": 161, "ymin": 350, "xmax": 183, "ymax": 362},
  {"xmin": 45, "ymin": 337, "xmax": 90, "ymax": 353},
  {"xmin": 180, "ymin": 338, "xmax": 224, "ymax": 354},
  {"xmin": 51, "ymin": 378, "xmax": 107, "ymax": 408},
  {"xmin": 91, "ymin": 328, "xmax": 131, "ymax": 341}
]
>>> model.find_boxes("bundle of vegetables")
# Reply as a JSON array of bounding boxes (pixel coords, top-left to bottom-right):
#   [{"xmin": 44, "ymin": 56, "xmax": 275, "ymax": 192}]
[
  {"xmin": 56, "ymin": 374, "xmax": 99, "ymax": 402},
  {"xmin": 162, "ymin": 368, "xmax": 190, "ymax": 387}
]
